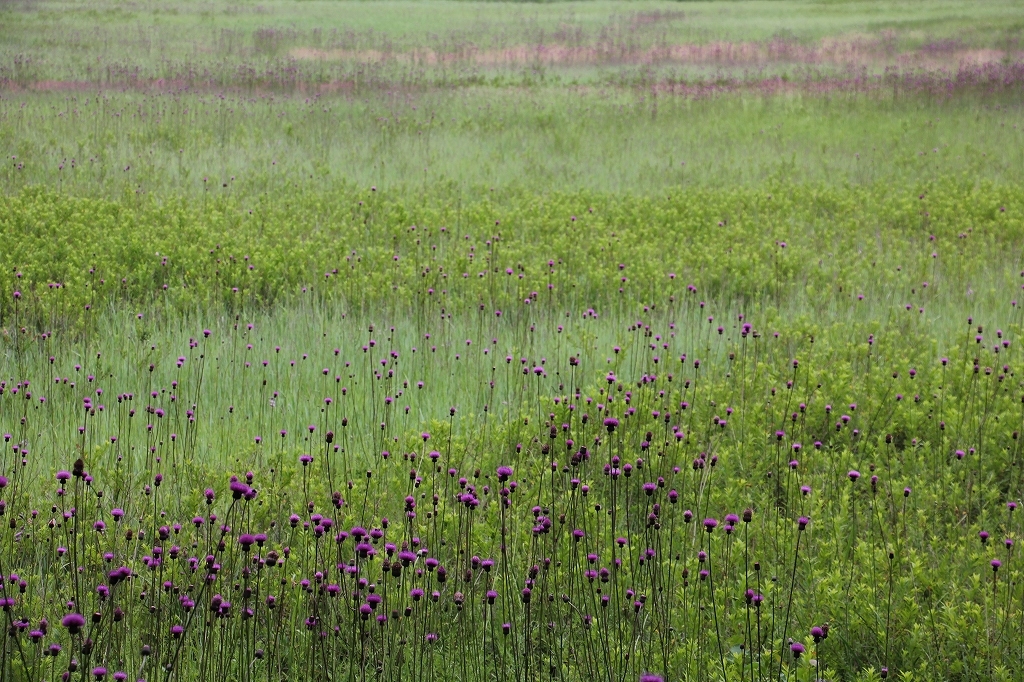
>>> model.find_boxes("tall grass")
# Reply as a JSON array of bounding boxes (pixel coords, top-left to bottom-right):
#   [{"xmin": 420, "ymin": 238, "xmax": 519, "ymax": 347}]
[
  {"xmin": 3, "ymin": 0, "xmax": 1023, "ymax": 86},
  {"xmin": 4, "ymin": 2, "xmax": 1024, "ymax": 680},
  {"xmin": 1, "ymin": 89, "xmax": 1022, "ymax": 197},
  {"xmin": 2, "ymin": 247, "xmax": 1024, "ymax": 680}
]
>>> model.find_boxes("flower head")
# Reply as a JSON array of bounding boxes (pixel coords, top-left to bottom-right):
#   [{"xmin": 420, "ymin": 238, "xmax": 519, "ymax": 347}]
[{"xmin": 62, "ymin": 613, "xmax": 86, "ymax": 634}]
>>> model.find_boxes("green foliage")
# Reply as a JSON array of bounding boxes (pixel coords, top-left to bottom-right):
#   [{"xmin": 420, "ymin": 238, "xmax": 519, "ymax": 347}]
[
  {"xmin": 0, "ymin": 89, "xmax": 1021, "ymax": 197},
  {"xmin": 2, "ymin": 2, "xmax": 1024, "ymax": 680},
  {"xmin": 1, "ymin": 178, "xmax": 1022, "ymax": 333}
]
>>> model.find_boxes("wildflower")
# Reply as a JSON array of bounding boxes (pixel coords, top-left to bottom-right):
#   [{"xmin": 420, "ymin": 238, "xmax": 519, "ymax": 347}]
[
  {"xmin": 62, "ymin": 613, "xmax": 86, "ymax": 635},
  {"xmin": 229, "ymin": 481, "xmax": 250, "ymax": 499}
]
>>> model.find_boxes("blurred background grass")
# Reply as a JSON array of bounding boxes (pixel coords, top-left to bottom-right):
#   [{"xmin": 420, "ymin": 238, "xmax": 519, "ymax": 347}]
[
  {"xmin": 2, "ymin": 0, "xmax": 1023, "ymax": 198},
  {"xmin": 2, "ymin": 82, "xmax": 1022, "ymax": 197}
]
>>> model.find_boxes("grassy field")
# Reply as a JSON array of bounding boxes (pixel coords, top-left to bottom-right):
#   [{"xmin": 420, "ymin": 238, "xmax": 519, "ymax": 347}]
[
  {"xmin": 2, "ymin": 1, "xmax": 1024, "ymax": 681},
  {"xmin": 4, "ymin": 0, "xmax": 1024, "ymax": 83},
  {"xmin": 2, "ymin": 90, "xmax": 1024, "ymax": 196}
]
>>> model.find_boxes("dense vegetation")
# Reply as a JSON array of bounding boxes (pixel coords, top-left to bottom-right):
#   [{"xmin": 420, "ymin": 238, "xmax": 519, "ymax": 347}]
[{"xmin": 2, "ymin": 1, "xmax": 1024, "ymax": 681}]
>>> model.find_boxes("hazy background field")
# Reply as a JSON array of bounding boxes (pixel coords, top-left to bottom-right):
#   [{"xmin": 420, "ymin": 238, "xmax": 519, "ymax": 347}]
[{"xmin": 2, "ymin": 0, "xmax": 1023, "ymax": 196}]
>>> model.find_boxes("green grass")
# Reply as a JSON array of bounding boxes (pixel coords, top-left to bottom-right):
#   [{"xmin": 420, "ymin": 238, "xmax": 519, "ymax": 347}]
[
  {"xmin": 3, "ymin": 0, "xmax": 1023, "ymax": 78},
  {"xmin": 2, "ymin": 90, "xmax": 1022, "ymax": 197},
  {"xmin": 2, "ymin": 202, "xmax": 1024, "ymax": 679},
  {"xmin": 1, "ymin": 178, "xmax": 1021, "ymax": 328},
  {"xmin": 3, "ymin": 2, "xmax": 1024, "ymax": 681},
  {"xmin": 2, "ymin": 0, "xmax": 1022, "ymax": 196}
]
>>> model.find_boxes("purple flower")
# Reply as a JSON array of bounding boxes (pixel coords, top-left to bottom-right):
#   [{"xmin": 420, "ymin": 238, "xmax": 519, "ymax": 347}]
[
  {"xmin": 703, "ymin": 518, "xmax": 718, "ymax": 532},
  {"xmin": 229, "ymin": 481, "xmax": 250, "ymax": 499},
  {"xmin": 640, "ymin": 675, "xmax": 665, "ymax": 682},
  {"xmin": 496, "ymin": 466, "xmax": 513, "ymax": 482},
  {"xmin": 61, "ymin": 613, "xmax": 86, "ymax": 634}
]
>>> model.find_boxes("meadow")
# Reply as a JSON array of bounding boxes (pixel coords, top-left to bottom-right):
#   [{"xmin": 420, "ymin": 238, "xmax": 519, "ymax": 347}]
[{"xmin": 2, "ymin": 1, "xmax": 1024, "ymax": 681}]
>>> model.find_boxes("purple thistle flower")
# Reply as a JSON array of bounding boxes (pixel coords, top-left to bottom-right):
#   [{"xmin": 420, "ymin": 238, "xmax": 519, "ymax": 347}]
[
  {"xmin": 229, "ymin": 481, "xmax": 250, "ymax": 499},
  {"xmin": 61, "ymin": 613, "xmax": 86, "ymax": 634}
]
